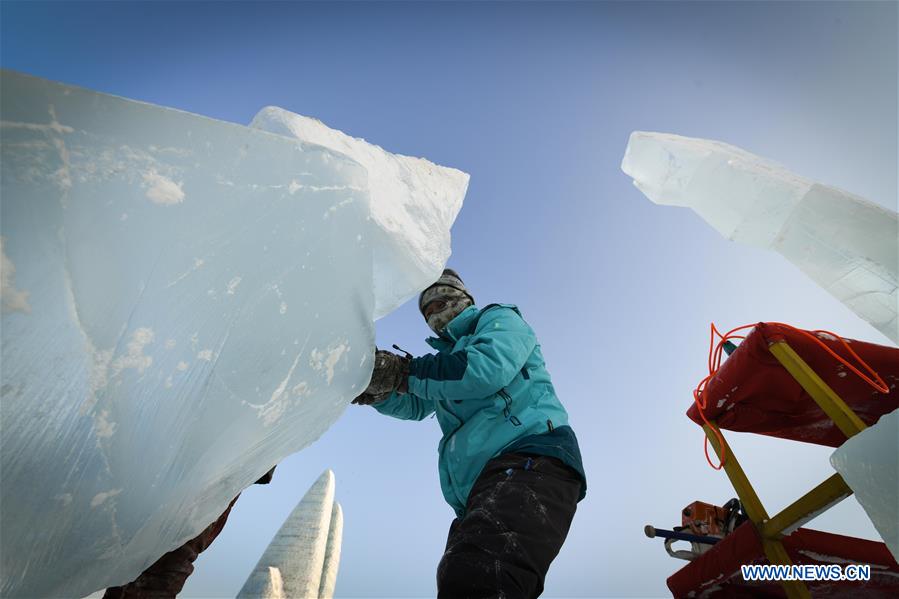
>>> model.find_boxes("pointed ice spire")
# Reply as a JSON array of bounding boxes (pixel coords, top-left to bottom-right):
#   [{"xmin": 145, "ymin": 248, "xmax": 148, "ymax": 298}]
[
  {"xmin": 318, "ymin": 502, "xmax": 343, "ymax": 599},
  {"xmin": 259, "ymin": 567, "xmax": 284, "ymax": 599},
  {"xmin": 238, "ymin": 470, "xmax": 343, "ymax": 599}
]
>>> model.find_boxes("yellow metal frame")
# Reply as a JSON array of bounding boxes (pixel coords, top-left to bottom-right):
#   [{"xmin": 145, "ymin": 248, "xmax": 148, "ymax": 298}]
[{"xmin": 699, "ymin": 340, "xmax": 868, "ymax": 599}]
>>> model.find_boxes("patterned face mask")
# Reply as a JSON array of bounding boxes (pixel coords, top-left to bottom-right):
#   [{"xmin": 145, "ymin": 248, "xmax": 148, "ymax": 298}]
[{"xmin": 421, "ymin": 285, "xmax": 473, "ymax": 334}]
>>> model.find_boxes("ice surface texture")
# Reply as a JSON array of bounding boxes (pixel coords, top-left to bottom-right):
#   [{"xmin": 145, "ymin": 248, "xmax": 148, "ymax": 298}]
[
  {"xmin": 621, "ymin": 132, "xmax": 898, "ymax": 344},
  {"xmin": 830, "ymin": 409, "xmax": 899, "ymax": 562},
  {"xmin": 0, "ymin": 70, "xmax": 467, "ymax": 597}
]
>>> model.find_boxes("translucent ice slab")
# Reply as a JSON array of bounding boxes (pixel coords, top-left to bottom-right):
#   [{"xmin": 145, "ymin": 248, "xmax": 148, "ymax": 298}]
[
  {"xmin": 251, "ymin": 107, "xmax": 468, "ymax": 319},
  {"xmin": 0, "ymin": 70, "xmax": 466, "ymax": 597},
  {"xmin": 621, "ymin": 132, "xmax": 898, "ymax": 344},
  {"xmin": 830, "ymin": 409, "xmax": 899, "ymax": 562}
]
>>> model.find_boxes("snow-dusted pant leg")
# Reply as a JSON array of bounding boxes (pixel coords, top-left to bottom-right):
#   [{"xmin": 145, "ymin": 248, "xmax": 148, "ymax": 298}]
[
  {"xmin": 102, "ymin": 495, "xmax": 240, "ymax": 599},
  {"xmin": 436, "ymin": 453, "xmax": 581, "ymax": 599}
]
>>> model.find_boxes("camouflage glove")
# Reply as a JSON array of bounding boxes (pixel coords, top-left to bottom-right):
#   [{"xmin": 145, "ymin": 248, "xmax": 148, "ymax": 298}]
[
  {"xmin": 351, "ymin": 391, "xmax": 391, "ymax": 406},
  {"xmin": 352, "ymin": 348, "xmax": 410, "ymax": 403}
]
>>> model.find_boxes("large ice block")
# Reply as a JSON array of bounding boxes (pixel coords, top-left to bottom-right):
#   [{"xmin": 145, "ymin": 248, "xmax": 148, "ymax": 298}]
[
  {"xmin": 830, "ymin": 409, "xmax": 899, "ymax": 562},
  {"xmin": 251, "ymin": 107, "xmax": 468, "ymax": 319},
  {"xmin": 621, "ymin": 132, "xmax": 898, "ymax": 344},
  {"xmin": 0, "ymin": 70, "xmax": 467, "ymax": 597}
]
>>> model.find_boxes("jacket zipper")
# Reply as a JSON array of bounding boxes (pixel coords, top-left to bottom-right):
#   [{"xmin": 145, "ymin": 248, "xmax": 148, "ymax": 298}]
[{"xmin": 499, "ymin": 389, "xmax": 522, "ymax": 426}]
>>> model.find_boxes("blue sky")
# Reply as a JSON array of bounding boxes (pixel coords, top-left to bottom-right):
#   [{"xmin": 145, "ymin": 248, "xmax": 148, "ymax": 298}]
[{"xmin": 2, "ymin": 1, "xmax": 896, "ymax": 597}]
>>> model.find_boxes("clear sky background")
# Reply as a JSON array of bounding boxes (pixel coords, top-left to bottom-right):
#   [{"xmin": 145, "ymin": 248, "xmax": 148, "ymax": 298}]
[{"xmin": 2, "ymin": 1, "xmax": 897, "ymax": 598}]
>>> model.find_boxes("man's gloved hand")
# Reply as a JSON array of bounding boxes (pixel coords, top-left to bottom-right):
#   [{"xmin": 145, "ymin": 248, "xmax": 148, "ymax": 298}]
[
  {"xmin": 351, "ymin": 391, "xmax": 390, "ymax": 406},
  {"xmin": 351, "ymin": 348, "xmax": 410, "ymax": 406}
]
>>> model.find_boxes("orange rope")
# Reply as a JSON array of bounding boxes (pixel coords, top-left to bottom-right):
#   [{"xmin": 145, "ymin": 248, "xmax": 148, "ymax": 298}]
[{"xmin": 693, "ymin": 322, "xmax": 889, "ymax": 470}]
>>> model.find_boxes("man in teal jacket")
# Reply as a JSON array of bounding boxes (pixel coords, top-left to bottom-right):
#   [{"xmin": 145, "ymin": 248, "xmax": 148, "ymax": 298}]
[{"xmin": 353, "ymin": 269, "xmax": 586, "ymax": 599}]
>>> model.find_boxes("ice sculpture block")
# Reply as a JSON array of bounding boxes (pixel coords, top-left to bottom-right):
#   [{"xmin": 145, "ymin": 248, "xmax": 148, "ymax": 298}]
[
  {"xmin": 830, "ymin": 409, "xmax": 899, "ymax": 562},
  {"xmin": 0, "ymin": 70, "xmax": 467, "ymax": 597},
  {"xmin": 251, "ymin": 108, "xmax": 468, "ymax": 319},
  {"xmin": 621, "ymin": 132, "xmax": 898, "ymax": 344}
]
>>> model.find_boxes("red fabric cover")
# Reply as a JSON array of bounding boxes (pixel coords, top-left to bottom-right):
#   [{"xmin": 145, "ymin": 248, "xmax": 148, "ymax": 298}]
[
  {"xmin": 667, "ymin": 522, "xmax": 899, "ymax": 598},
  {"xmin": 686, "ymin": 323, "xmax": 899, "ymax": 446}
]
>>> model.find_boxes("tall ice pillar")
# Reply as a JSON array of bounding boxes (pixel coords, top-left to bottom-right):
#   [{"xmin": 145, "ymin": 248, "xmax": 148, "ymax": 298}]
[{"xmin": 238, "ymin": 470, "xmax": 344, "ymax": 599}]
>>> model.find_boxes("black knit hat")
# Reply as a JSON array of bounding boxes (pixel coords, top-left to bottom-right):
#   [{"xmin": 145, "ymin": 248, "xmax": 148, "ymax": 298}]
[{"xmin": 418, "ymin": 268, "xmax": 474, "ymax": 314}]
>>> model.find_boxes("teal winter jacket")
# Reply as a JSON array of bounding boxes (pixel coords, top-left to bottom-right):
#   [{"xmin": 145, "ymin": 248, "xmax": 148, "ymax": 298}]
[{"xmin": 374, "ymin": 304, "xmax": 581, "ymax": 516}]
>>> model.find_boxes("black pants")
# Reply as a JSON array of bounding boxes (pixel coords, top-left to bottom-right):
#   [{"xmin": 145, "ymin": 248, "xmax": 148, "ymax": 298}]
[{"xmin": 437, "ymin": 453, "xmax": 581, "ymax": 599}]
